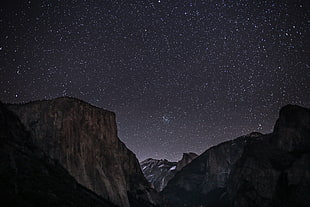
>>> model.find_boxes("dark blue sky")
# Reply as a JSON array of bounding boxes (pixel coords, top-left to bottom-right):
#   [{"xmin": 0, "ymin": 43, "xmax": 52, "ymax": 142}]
[{"xmin": 1, "ymin": 0, "xmax": 309, "ymax": 161}]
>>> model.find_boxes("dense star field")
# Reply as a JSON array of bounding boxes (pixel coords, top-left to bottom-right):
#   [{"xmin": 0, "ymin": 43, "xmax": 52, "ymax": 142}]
[{"xmin": 1, "ymin": 0, "xmax": 309, "ymax": 161}]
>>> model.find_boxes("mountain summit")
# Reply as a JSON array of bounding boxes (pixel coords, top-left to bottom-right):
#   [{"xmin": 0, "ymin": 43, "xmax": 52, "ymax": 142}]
[
  {"xmin": 140, "ymin": 152, "xmax": 197, "ymax": 192},
  {"xmin": 7, "ymin": 97, "xmax": 156, "ymax": 207}
]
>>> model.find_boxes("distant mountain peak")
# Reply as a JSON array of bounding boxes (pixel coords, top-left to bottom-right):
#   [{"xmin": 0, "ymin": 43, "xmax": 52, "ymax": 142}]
[
  {"xmin": 176, "ymin": 152, "xmax": 198, "ymax": 171},
  {"xmin": 140, "ymin": 152, "xmax": 198, "ymax": 192}
]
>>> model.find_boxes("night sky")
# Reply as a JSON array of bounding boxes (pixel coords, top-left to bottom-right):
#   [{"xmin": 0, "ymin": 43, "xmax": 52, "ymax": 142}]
[{"xmin": 1, "ymin": 0, "xmax": 309, "ymax": 161}]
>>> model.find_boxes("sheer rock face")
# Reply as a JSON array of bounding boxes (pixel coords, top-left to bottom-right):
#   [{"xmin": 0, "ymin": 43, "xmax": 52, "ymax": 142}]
[
  {"xmin": 161, "ymin": 132, "xmax": 263, "ymax": 207},
  {"xmin": 160, "ymin": 105, "xmax": 310, "ymax": 207},
  {"xmin": 273, "ymin": 104, "xmax": 310, "ymax": 152},
  {"xmin": 227, "ymin": 105, "xmax": 310, "ymax": 207},
  {"xmin": 176, "ymin": 152, "xmax": 198, "ymax": 171},
  {"xmin": 7, "ymin": 97, "xmax": 154, "ymax": 207},
  {"xmin": 0, "ymin": 102, "xmax": 117, "ymax": 207}
]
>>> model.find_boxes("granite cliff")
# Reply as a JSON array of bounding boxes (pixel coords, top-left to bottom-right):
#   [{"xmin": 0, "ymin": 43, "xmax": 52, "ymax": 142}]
[
  {"xmin": 227, "ymin": 105, "xmax": 310, "ymax": 207},
  {"xmin": 0, "ymin": 102, "xmax": 117, "ymax": 207},
  {"xmin": 161, "ymin": 132, "xmax": 262, "ymax": 207},
  {"xmin": 7, "ymin": 97, "xmax": 155, "ymax": 207},
  {"xmin": 161, "ymin": 105, "xmax": 309, "ymax": 207},
  {"xmin": 176, "ymin": 152, "xmax": 198, "ymax": 171}
]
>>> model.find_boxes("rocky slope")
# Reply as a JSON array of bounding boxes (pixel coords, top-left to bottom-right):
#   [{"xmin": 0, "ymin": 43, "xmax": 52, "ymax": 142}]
[
  {"xmin": 0, "ymin": 102, "xmax": 117, "ymax": 207},
  {"xmin": 7, "ymin": 97, "xmax": 155, "ymax": 207},
  {"xmin": 141, "ymin": 158, "xmax": 177, "ymax": 192},
  {"xmin": 227, "ymin": 105, "xmax": 310, "ymax": 207},
  {"xmin": 161, "ymin": 132, "xmax": 263, "ymax": 207},
  {"xmin": 141, "ymin": 152, "xmax": 197, "ymax": 192}
]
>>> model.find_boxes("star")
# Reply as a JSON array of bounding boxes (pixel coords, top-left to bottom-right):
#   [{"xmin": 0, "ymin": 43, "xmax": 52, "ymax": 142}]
[
  {"xmin": 1, "ymin": 0, "xmax": 309, "ymax": 161},
  {"xmin": 162, "ymin": 115, "xmax": 170, "ymax": 124}
]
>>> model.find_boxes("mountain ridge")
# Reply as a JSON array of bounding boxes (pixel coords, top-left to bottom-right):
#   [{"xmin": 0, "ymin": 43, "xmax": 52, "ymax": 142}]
[
  {"xmin": 160, "ymin": 104, "xmax": 309, "ymax": 207},
  {"xmin": 2, "ymin": 97, "xmax": 308, "ymax": 207}
]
